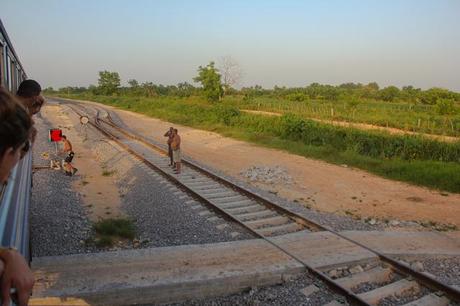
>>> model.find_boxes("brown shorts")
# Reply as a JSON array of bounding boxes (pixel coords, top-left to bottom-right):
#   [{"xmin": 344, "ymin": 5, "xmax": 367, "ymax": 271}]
[{"xmin": 173, "ymin": 149, "xmax": 181, "ymax": 162}]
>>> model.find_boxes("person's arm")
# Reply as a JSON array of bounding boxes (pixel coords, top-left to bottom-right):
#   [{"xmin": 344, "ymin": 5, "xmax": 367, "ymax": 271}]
[
  {"xmin": 29, "ymin": 127, "xmax": 37, "ymax": 145},
  {"xmin": 164, "ymin": 130, "xmax": 170, "ymax": 137},
  {"xmin": 28, "ymin": 118, "xmax": 37, "ymax": 144},
  {"xmin": 0, "ymin": 248, "xmax": 34, "ymax": 306}
]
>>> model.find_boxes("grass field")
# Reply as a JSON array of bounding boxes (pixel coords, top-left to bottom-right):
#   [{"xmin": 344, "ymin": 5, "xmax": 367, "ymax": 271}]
[
  {"xmin": 225, "ymin": 96, "xmax": 460, "ymax": 137},
  {"xmin": 54, "ymin": 93, "xmax": 460, "ymax": 194}
]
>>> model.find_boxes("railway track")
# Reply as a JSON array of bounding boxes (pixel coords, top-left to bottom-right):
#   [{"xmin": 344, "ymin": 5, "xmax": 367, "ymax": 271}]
[{"xmin": 64, "ymin": 100, "xmax": 460, "ymax": 306}]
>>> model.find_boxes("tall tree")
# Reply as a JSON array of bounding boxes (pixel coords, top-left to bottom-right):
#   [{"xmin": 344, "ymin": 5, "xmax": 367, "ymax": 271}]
[
  {"xmin": 128, "ymin": 79, "xmax": 139, "ymax": 88},
  {"xmin": 142, "ymin": 82, "xmax": 156, "ymax": 97},
  {"xmin": 218, "ymin": 56, "xmax": 242, "ymax": 95},
  {"xmin": 193, "ymin": 62, "xmax": 223, "ymax": 102},
  {"xmin": 435, "ymin": 98, "xmax": 457, "ymax": 133},
  {"xmin": 98, "ymin": 71, "xmax": 120, "ymax": 95},
  {"xmin": 367, "ymin": 82, "xmax": 379, "ymax": 91},
  {"xmin": 420, "ymin": 87, "xmax": 456, "ymax": 105},
  {"xmin": 435, "ymin": 98, "xmax": 456, "ymax": 115},
  {"xmin": 177, "ymin": 82, "xmax": 195, "ymax": 97},
  {"xmin": 379, "ymin": 86, "xmax": 400, "ymax": 102}
]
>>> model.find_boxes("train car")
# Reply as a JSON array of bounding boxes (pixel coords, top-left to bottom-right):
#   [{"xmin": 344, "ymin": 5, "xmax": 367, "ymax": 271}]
[
  {"xmin": 0, "ymin": 18, "xmax": 27, "ymax": 93},
  {"xmin": 0, "ymin": 18, "xmax": 31, "ymax": 263}
]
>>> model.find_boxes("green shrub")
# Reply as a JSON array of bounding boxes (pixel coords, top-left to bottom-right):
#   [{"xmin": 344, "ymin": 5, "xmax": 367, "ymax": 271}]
[
  {"xmin": 102, "ymin": 169, "xmax": 116, "ymax": 176},
  {"xmin": 215, "ymin": 105, "xmax": 241, "ymax": 125},
  {"xmin": 94, "ymin": 218, "xmax": 135, "ymax": 240},
  {"xmin": 435, "ymin": 98, "xmax": 456, "ymax": 115},
  {"xmin": 277, "ymin": 114, "xmax": 460, "ymax": 162},
  {"xmin": 286, "ymin": 92, "xmax": 307, "ymax": 102},
  {"xmin": 95, "ymin": 235, "xmax": 113, "ymax": 248}
]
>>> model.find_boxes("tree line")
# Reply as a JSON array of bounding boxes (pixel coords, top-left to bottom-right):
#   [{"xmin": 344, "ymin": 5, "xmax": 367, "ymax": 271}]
[{"xmin": 44, "ymin": 61, "xmax": 460, "ymax": 107}]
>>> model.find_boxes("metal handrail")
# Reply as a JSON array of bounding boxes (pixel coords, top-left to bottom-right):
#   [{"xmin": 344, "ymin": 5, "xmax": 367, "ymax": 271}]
[{"xmin": 0, "ymin": 151, "xmax": 32, "ymax": 260}]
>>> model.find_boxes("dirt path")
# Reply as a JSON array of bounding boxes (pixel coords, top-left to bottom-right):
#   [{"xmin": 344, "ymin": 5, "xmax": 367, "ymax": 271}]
[
  {"xmin": 57, "ymin": 99, "xmax": 460, "ymax": 228},
  {"xmin": 41, "ymin": 104, "xmax": 123, "ymax": 221},
  {"xmin": 242, "ymin": 109, "xmax": 460, "ymax": 143}
]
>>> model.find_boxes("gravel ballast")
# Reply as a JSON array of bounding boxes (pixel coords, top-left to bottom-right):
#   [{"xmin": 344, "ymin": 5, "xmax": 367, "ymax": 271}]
[
  {"xmin": 30, "ymin": 113, "xmax": 92, "ymax": 257},
  {"xmin": 168, "ymin": 274, "xmax": 344, "ymax": 306},
  {"xmin": 397, "ymin": 255, "xmax": 460, "ymax": 287},
  {"xmin": 418, "ymin": 256, "xmax": 460, "ymax": 286}
]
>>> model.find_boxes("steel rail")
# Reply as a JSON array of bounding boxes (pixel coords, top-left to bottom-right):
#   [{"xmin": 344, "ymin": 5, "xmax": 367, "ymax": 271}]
[{"xmin": 66, "ymin": 101, "xmax": 460, "ymax": 304}]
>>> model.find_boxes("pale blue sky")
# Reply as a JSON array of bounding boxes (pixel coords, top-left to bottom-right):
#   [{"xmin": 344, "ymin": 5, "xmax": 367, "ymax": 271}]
[{"xmin": 2, "ymin": 0, "xmax": 460, "ymax": 90}]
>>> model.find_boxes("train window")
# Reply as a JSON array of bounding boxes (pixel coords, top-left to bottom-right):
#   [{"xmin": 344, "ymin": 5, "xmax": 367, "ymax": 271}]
[
  {"xmin": 6, "ymin": 54, "xmax": 11, "ymax": 90},
  {"xmin": 0, "ymin": 43, "xmax": 4, "ymax": 87},
  {"xmin": 10, "ymin": 59, "xmax": 17, "ymax": 92},
  {"xmin": 17, "ymin": 68, "xmax": 21, "ymax": 85},
  {"xmin": 16, "ymin": 67, "xmax": 20, "ymax": 90},
  {"xmin": 0, "ymin": 24, "xmax": 26, "ymax": 93}
]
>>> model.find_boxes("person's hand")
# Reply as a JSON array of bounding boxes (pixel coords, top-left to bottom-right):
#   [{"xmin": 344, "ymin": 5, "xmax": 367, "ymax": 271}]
[{"xmin": 0, "ymin": 249, "xmax": 34, "ymax": 306}]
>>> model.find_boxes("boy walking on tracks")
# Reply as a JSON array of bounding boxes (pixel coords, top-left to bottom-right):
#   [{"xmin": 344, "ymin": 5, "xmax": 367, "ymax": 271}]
[
  {"xmin": 164, "ymin": 127, "xmax": 174, "ymax": 167},
  {"xmin": 171, "ymin": 129, "xmax": 181, "ymax": 174}
]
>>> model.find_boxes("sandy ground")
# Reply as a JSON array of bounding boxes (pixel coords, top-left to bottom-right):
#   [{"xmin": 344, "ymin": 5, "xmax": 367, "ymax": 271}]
[
  {"xmin": 84, "ymin": 105, "xmax": 460, "ymax": 229},
  {"xmin": 40, "ymin": 104, "xmax": 123, "ymax": 221},
  {"xmin": 242, "ymin": 109, "xmax": 460, "ymax": 143}
]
